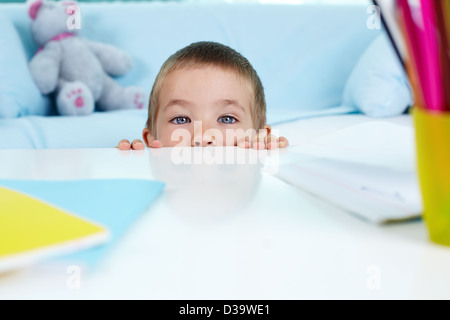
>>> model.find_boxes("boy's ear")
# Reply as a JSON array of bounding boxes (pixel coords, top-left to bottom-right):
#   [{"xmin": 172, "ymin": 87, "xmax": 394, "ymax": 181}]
[{"xmin": 142, "ymin": 128, "xmax": 152, "ymax": 147}]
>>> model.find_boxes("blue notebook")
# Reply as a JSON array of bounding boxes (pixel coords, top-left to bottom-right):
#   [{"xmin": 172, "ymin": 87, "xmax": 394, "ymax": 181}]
[{"xmin": 0, "ymin": 179, "xmax": 165, "ymax": 269}]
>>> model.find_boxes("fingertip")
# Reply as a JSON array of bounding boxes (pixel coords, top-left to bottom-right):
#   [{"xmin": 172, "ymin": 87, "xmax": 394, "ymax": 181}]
[
  {"xmin": 278, "ymin": 139, "xmax": 289, "ymax": 148},
  {"xmin": 237, "ymin": 138, "xmax": 250, "ymax": 149},
  {"xmin": 150, "ymin": 140, "xmax": 163, "ymax": 148},
  {"xmin": 130, "ymin": 139, "xmax": 144, "ymax": 150},
  {"xmin": 134, "ymin": 142, "xmax": 145, "ymax": 150},
  {"xmin": 253, "ymin": 142, "xmax": 265, "ymax": 150},
  {"xmin": 118, "ymin": 141, "xmax": 131, "ymax": 150},
  {"xmin": 267, "ymin": 141, "xmax": 278, "ymax": 150},
  {"xmin": 278, "ymin": 137, "xmax": 289, "ymax": 148}
]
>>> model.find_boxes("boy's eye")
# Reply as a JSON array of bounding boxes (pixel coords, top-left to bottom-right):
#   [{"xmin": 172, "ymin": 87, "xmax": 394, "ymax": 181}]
[
  {"xmin": 170, "ymin": 116, "xmax": 191, "ymax": 125},
  {"xmin": 218, "ymin": 115, "xmax": 237, "ymax": 124}
]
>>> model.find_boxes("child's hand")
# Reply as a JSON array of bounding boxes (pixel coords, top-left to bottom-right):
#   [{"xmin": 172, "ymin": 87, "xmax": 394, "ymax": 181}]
[
  {"xmin": 116, "ymin": 139, "xmax": 162, "ymax": 150},
  {"xmin": 116, "ymin": 125, "xmax": 288, "ymax": 150},
  {"xmin": 237, "ymin": 125, "xmax": 288, "ymax": 150}
]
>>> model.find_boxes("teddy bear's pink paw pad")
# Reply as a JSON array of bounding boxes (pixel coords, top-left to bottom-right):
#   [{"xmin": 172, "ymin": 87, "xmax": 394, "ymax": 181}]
[
  {"xmin": 66, "ymin": 89, "xmax": 85, "ymax": 108},
  {"xmin": 122, "ymin": 87, "xmax": 146, "ymax": 110},
  {"xmin": 58, "ymin": 82, "xmax": 94, "ymax": 116},
  {"xmin": 134, "ymin": 93, "xmax": 144, "ymax": 109},
  {"xmin": 75, "ymin": 97, "xmax": 84, "ymax": 108}
]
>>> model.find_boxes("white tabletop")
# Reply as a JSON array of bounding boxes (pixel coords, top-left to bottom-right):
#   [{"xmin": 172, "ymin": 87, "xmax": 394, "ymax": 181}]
[{"xmin": 0, "ymin": 145, "xmax": 449, "ymax": 300}]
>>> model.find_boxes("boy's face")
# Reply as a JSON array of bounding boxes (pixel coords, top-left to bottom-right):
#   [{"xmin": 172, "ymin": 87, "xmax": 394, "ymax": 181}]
[{"xmin": 152, "ymin": 65, "xmax": 255, "ymax": 147}]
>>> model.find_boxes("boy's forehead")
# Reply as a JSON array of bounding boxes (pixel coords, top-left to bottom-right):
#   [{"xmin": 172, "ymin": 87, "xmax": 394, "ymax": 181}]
[
  {"xmin": 161, "ymin": 64, "xmax": 253, "ymax": 94},
  {"xmin": 171, "ymin": 63, "xmax": 248, "ymax": 80},
  {"xmin": 156, "ymin": 65, "xmax": 254, "ymax": 119}
]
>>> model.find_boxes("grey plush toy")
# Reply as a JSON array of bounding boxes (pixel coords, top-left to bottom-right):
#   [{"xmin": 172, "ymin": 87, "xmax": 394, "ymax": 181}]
[{"xmin": 28, "ymin": 0, "xmax": 146, "ymax": 116}]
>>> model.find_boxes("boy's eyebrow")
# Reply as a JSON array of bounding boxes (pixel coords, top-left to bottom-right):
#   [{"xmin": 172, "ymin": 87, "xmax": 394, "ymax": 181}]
[
  {"xmin": 163, "ymin": 99, "xmax": 247, "ymax": 113},
  {"xmin": 163, "ymin": 99, "xmax": 192, "ymax": 111},
  {"xmin": 216, "ymin": 99, "xmax": 246, "ymax": 113}
]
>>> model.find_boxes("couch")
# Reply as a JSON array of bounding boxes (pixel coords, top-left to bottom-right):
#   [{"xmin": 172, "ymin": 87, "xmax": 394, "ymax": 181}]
[{"xmin": 0, "ymin": 1, "xmax": 390, "ymax": 149}]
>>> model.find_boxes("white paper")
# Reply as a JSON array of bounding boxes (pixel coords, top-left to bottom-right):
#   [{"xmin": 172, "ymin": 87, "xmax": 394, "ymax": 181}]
[
  {"xmin": 289, "ymin": 121, "xmax": 417, "ymax": 171},
  {"xmin": 277, "ymin": 121, "xmax": 422, "ymax": 224}
]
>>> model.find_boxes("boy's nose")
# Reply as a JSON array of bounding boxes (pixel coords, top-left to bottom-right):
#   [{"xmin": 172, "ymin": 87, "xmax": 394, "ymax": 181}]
[
  {"xmin": 193, "ymin": 134, "xmax": 214, "ymax": 147},
  {"xmin": 192, "ymin": 120, "xmax": 215, "ymax": 147}
]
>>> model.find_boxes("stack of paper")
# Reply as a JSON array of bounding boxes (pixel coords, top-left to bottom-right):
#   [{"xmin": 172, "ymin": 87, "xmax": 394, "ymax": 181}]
[{"xmin": 277, "ymin": 121, "xmax": 423, "ymax": 224}]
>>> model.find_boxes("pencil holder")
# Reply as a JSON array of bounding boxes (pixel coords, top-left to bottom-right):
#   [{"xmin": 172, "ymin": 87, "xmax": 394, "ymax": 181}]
[{"xmin": 413, "ymin": 107, "xmax": 450, "ymax": 246}]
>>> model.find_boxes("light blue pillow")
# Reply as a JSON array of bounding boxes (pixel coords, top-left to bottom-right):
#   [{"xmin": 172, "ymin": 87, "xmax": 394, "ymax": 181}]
[
  {"xmin": 0, "ymin": 12, "xmax": 51, "ymax": 118},
  {"xmin": 342, "ymin": 32, "xmax": 412, "ymax": 118}
]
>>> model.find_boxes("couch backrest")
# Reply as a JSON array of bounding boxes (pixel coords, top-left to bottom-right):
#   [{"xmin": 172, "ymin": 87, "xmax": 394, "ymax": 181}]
[{"xmin": 1, "ymin": 2, "xmax": 381, "ymax": 124}]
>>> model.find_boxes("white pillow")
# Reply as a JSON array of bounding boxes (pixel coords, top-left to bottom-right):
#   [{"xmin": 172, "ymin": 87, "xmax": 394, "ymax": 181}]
[{"xmin": 342, "ymin": 32, "xmax": 412, "ymax": 118}]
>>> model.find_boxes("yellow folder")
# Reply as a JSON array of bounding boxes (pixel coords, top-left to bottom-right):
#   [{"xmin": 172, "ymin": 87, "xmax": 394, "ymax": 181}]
[{"xmin": 0, "ymin": 186, "xmax": 109, "ymax": 273}]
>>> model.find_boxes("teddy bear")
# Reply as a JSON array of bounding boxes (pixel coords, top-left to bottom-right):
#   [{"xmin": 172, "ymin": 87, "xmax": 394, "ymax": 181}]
[{"xmin": 28, "ymin": 0, "xmax": 147, "ymax": 116}]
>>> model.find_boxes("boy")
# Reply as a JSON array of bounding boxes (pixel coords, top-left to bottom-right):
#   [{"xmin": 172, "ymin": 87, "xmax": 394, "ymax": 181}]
[{"xmin": 118, "ymin": 41, "xmax": 288, "ymax": 150}]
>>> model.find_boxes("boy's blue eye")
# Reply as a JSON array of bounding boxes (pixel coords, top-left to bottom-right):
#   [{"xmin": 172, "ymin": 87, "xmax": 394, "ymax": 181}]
[
  {"xmin": 170, "ymin": 116, "xmax": 191, "ymax": 125},
  {"xmin": 219, "ymin": 116, "xmax": 237, "ymax": 124}
]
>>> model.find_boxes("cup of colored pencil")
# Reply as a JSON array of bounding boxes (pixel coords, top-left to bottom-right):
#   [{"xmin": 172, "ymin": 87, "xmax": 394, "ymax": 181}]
[{"xmin": 394, "ymin": 0, "xmax": 450, "ymax": 246}]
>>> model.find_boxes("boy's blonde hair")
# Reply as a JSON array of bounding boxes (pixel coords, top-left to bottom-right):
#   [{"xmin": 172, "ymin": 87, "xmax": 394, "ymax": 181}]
[{"xmin": 146, "ymin": 41, "xmax": 266, "ymax": 137}]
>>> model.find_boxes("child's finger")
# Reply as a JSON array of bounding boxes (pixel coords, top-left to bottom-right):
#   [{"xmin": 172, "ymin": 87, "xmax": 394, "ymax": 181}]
[
  {"xmin": 252, "ymin": 126, "xmax": 271, "ymax": 149},
  {"xmin": 251, "ymin": 133, "xmax": 265, "ymax": 150},
  {"xmin": 278, "ymin": 136, "xmax": 289, "ymax": 148},
  {"xmin": 265, "ymin": 134, "xmax": 278, "ymax": 150},
  {"xmin": 149, "ymin": 140, "xmax": 163, "ymax": 148},
  {"xmin": 131, "ymin": 139, "xmax": 145, "ymax": 150},
  {"xmin": 237, "ymin": 137, "xmax": 250, "ymax": 149},
  {"xmin": 117, "ymin": 139, "xmax": 131, "ymax": 150}
]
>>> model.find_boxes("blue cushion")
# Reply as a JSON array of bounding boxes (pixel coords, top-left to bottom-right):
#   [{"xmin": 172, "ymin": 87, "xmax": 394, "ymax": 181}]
[
  {"xmin": 0, "ymin": 12, "xmax": 51, "ymax": 118},
  {"xmin": 342, "ymin": 32, "xmax": 412, "ymax": 118},
  {"xmin": 4, "ymin": 2, "xmax": 378, "ymax": 125},
  {"xmin": 0, "ymin": 109, "xmax": 147, "ymax": 149}
]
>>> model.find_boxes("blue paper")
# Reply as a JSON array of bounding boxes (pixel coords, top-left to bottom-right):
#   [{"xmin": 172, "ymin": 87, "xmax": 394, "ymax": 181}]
[{"xmin": 0, "ymin": 179, "xmax": 165, "ymax": 268}]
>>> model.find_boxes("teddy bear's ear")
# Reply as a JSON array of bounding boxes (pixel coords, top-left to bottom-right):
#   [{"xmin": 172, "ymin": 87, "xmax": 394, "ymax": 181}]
[{"xmin": 28, "ymin": 0, "xmax": 43, "ymax": 20}]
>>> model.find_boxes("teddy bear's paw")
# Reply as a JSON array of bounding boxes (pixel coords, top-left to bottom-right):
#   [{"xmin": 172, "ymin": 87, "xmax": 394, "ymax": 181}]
[
  {"xmin": 108, "ymin": 52, "xmax": 133, "ymax": 76},
  {"xmin": 123, "ymin": 87, "xmax": 147, "ymax": 110},
  {"xmin": 57, "ymin": 82, "xmax": 95, "ymax": 116}
]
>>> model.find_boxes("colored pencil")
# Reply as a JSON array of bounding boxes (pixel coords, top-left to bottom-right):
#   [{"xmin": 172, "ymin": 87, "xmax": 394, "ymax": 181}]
[
  {"xmin": 435, "ymin": 0, "xmax": 450, "ymax": 111},
  {"xmin": 419, "ymin": 0, "xmax": 445, "ymax": 111},
  {"xmin": 397, "ymin": 0, "xmax": 427, "ymax": 109}
]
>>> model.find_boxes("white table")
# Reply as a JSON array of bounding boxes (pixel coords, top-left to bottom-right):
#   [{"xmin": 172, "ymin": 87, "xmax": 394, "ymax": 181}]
[{"xmin": 1, "ymin": 131, "xmax": 450, "ymax": 300}]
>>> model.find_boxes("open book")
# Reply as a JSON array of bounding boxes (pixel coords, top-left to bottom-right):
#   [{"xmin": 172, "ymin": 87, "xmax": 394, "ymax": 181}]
[{"xmin": 276, "ymin": 121, "xmax": 423, "ymax": 224}]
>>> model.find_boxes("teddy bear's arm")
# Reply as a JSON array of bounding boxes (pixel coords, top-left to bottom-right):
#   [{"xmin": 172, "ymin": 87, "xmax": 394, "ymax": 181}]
[
  {"xmin": 29, "ymin": 41, "xmax": 62, "ymax": 94},
  {"xmin": 83, "ymin": 39, "xmax": 133, "ymax": 76}
]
